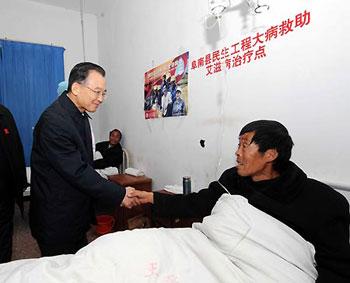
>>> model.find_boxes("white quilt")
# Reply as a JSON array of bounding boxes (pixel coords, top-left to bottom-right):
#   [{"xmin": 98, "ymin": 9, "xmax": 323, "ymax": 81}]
[{"xmin": 0, "ymin": 195, "xmax": 317, "ymax": 283}]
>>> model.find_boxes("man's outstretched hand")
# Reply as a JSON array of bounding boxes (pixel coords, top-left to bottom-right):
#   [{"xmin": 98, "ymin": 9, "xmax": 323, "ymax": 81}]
[{"xmin": 122, "ymin": 189, "xmax": 154, "ymax": 209}]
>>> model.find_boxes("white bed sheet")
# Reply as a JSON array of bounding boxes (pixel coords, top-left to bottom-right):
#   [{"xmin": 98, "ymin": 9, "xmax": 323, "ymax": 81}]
[{"xmin": 0, "ymin": 195, "xmax": 317, "ymax": 283}]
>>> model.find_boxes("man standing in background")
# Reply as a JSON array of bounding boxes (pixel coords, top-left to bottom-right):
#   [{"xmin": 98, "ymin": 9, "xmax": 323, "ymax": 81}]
[
  {"xmin": 171, "ymin": 89, "xmax": 186, "ymax": 116},
  {"xmin": 0, "ymin": 103, "xmax": 27, "ymax": 263},
  {"xmin": 30, "ymin": 62, "xmax": 137, "ymax": 256}
]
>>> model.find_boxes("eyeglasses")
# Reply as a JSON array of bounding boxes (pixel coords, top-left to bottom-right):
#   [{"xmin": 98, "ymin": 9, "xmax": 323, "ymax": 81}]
[{"xmin": 80, "ymin": 84, "xmax": 107, "ymax": 98}]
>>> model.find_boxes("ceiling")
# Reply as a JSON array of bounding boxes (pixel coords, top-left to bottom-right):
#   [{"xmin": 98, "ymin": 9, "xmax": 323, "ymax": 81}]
[{"xmin": 27, "ymin": 0, "xmax": 114, "ymax": 16}]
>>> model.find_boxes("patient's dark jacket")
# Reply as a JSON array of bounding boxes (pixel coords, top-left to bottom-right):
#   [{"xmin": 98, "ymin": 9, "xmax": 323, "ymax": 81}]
[{"xmin": 153, "ymin": 161, "xmax": 350, "ymax": 282}]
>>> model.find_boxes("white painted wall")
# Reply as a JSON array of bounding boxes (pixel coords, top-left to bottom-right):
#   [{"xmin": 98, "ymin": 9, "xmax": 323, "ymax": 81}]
[
  {"xmin": 0, "ymin": 0, "xmax": 98, "ymax": 79},
  {"xmin": 95, "ymin": 0, "xmax": 350, "ymax": 192}
]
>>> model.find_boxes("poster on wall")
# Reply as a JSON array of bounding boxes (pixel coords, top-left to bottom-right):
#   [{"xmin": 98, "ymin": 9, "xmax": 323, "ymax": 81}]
[{"xmin": 144, "ymin": 52, "xmax": 189, "ymax": 119}]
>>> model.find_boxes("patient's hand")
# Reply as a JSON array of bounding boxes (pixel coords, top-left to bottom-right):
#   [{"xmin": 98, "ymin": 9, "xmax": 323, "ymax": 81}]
[
  {"xmin": 130, "ymin": 190, "xmax": 154, "ymax": 205},
  {"xmin": 121, "ymin": 186, "xmax": 142, "ymax": 209}
]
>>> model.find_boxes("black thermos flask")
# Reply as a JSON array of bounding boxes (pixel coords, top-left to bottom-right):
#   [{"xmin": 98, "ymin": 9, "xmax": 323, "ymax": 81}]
[{"xmin": 183, "ymin": 176, "xmax": 191, "ymax": 195}]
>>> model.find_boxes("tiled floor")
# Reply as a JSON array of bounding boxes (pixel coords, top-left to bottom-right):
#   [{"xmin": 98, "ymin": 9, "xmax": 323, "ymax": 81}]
[{"xmin": 11, "ymin": 201, "xmax": 99, "ymax": 261}]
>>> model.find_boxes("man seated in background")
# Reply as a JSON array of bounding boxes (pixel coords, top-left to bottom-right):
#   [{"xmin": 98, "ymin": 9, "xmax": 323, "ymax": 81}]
[
  {"xmin": 131, "ymin": 119, "xmax": 350, "ymax": 283},
  {"xmin": 93, "ymin": 129, "xmax": 123, "ymax": 169}
]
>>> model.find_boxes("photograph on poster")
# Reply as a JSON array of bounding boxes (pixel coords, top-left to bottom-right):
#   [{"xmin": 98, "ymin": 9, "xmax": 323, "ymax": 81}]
[{"xmin": 144, "ymin": 52, "xmax": 189, "ymax": 119}]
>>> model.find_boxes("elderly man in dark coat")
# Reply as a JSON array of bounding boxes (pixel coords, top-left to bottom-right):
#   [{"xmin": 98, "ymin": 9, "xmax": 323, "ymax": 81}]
[{"xmin": 30, "ymin": 62, "xmax": 138, "ymax": 256}]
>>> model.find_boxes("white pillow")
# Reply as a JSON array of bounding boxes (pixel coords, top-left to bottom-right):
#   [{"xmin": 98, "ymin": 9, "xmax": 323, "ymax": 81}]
[
  {"xmin": 193, "ymin": 194, "xmax": 251, "ymax": 255},
  {"xmin": 193, "ymin": 194, "xmax": 317, "ymax": 282}
]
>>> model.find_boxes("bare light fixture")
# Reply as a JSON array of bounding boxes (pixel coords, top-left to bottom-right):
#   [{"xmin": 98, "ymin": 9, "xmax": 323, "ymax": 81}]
[
  {"xmin": 209, "ymin": 0, "xmax": 269, "ymax": 18},
  {"xmin": 208, "ymin": 0, "xmax": 231, "ymax": 18},
  {"xmin": 246, "ymin": 0, "xmax": 270, "ymax": 14}
]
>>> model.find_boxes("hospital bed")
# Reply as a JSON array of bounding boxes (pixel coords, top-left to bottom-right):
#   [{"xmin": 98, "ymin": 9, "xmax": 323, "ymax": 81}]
[{"xmin": 0, "ymin": 195, "xmax": 317, "ymax": 283}]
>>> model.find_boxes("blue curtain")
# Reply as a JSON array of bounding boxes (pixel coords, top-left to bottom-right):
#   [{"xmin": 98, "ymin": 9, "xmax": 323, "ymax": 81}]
[{"xmin": 0, "ymin": 40, "xmax": 65, "ymax": 165}]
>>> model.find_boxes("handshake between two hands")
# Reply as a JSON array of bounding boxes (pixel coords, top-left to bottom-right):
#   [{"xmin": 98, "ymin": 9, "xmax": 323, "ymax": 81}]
[{"xmin": 121, "ymin": 187, "xmax": 154, "ymax": 209}]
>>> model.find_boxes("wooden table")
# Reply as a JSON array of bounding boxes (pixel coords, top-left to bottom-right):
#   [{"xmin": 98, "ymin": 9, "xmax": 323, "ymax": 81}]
[{"xmin": 108, "ymin": 174, "xmax": 152, "ymax": 231}]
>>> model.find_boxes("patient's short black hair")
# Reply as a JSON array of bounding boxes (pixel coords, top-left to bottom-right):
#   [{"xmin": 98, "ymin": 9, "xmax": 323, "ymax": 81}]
[{"xmin": 240, "ymin": 120, "xmax": 294, "ymax": 172}]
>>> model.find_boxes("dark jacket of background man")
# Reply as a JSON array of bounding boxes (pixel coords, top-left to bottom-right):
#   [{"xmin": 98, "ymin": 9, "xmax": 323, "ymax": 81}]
[
  {"xmin": 0, "ymin": 103, "xmax": 27, "ymax": 263},
  {"xmin": 93, "ymin": 141, "xmax": 123, "ymax": 169}
]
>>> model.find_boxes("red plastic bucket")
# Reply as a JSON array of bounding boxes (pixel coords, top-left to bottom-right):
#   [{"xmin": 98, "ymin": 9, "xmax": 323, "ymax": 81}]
[{"xmin": 96, "ymin": 215, "xmax": 115, "ymax": 235}]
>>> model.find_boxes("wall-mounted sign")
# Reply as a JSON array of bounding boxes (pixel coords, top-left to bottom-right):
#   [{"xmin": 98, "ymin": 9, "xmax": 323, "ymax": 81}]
[
  {"xmin": 191, "ymin": 10, "xmax": 311, "ymax": 76},
  {"xmin": 144, "ymin": 52, "xmax": 189, "ymax": 119}
]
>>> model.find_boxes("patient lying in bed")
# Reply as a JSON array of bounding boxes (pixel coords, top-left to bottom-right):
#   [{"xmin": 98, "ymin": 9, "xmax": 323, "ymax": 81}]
[{"xmin": 0, "ymin": 195, "xmax": 317, "ymax": 283}]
